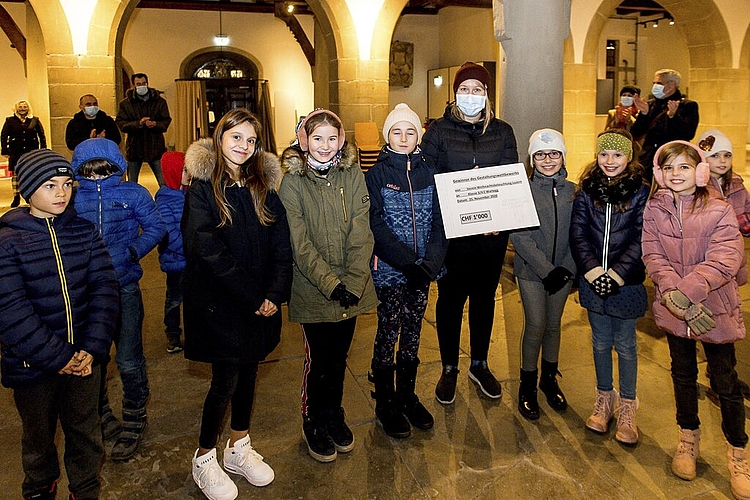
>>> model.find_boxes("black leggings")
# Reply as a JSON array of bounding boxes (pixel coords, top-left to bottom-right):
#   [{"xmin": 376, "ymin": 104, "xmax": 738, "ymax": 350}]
[
  {"xmin": 435, "ymin": 233, "xmax": 508, "ymax": 367},
  {"xmin": 199, "ymin": 362, "xmax": 258, "ymax": 449}
]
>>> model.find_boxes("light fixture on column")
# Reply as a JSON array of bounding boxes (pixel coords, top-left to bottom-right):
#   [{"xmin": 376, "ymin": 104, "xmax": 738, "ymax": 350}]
[
  {"xmin": 433, "ymin": 75, "xmax": 443, "ymax": 86},
  {"xmin": 214, "ymin": 9, "xmax": 230, "ymax": 46},
  {"xmin": 287, "ymin": 3, "xmax": 295, "ymax": 13}
]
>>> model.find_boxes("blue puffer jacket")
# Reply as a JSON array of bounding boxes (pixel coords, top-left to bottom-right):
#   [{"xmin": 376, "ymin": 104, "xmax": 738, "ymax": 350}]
[
  {"xmin": 155, "ymin": 186, "xmax": 186, "ymax": 273},
  {"xmin": 72, "ymin": 138, "xmax": 166, "ymax": 286},
  {"xmin": 0, "ymin": 207, "xmax": 119, "ymax": 388},
  {"xmin": 365, "ymin": 147, "xmax": 447, "ymax": 287}
]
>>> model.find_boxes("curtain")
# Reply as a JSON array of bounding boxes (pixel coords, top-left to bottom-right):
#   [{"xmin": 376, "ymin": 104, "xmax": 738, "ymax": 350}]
[
  {"xmin": 174, "ymin": 80, "xmax": 209, "ymax": 152},
  {"xmin": 258, "ymin": 80, "xmax": 276, "ymax": 154}
]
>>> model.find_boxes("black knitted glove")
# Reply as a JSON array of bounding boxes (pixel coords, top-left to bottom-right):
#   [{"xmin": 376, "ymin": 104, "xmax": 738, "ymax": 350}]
[
  {"xmin": 592, "ymin": 274, "xmax": 618, "ymax": 299},
  {"xmin": 330, "ymin": 283, "xmax": 347, "ymax": 302},
  {"xmin": 403, "ymin": 262, "xmax": 431, "ymax": 288},
  {"xmin": 541, "ymin": 266, "xmax": 573, "ymax": 294},
  {"xmin": 340, "ymin": 289, "xmax": 360, "ymax": 308}
]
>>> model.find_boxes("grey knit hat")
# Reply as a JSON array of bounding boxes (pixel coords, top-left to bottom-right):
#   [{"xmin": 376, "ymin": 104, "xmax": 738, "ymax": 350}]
[{"xmin": 17, "ymin": 149, "xmax": 75, "ymax": 201}]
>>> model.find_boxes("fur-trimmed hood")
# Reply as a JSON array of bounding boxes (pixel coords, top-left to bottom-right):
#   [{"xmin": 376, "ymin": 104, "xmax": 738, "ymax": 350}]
[
  {"xmin": 185, "ymin": 138, "xmax": 282, "ymax": 190},
  {"xmin": 280, "ymin": 142, "xmax": 359, "ymax": 176}
]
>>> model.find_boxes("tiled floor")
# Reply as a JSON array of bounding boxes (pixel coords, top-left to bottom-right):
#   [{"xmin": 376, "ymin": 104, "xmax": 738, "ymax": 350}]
[{"xmin": 1, "ymin": 170, "xmax": 750, "ymax": 499}]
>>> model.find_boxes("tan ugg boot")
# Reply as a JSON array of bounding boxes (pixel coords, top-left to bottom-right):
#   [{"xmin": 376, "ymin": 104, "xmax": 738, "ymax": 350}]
[
  {"xmin": 727, "ymin": 442, "xmax": 750, "ymax": 500},
  {"xmin": 614, "ymin": 396, "xmax": 639, "ymax": 444},
  {"xmin": 672, "ymin": 427, "xmax": 700, "ymax": 480},
  {"xmin": 585, "ymin": 389, "xmax": 617, "ymax": 433}
]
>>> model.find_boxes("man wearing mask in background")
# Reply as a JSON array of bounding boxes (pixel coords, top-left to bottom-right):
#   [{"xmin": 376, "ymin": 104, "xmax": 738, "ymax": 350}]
[
  {"xmin": 116, "ymin": 73, "xmax": 171, "ymax": 186},
  {"xmin": 630, "ymin": 68, "xmax": 699, "ymax": 179},
  {"xmin": 66, "ymin": 94, "xmax": 121, "ymax": 151}
]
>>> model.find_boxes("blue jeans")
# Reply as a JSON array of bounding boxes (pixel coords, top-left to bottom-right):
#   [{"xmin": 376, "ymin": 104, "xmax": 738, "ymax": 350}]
[
  {"xmin": 127, "ymin": 159, "xmax": 164, "ymax": 186},
  {"xmin": 164, "ymin": 271, "xmax": 183, "ymax": 337},
  {"xmin": 517, "ymin": 278, "xmax": 572, "ymax": 371},
  {"xmin": 588, "ymin": 311, "xmax": 638, "ymax": 400},
  {"xmin": 115, "ymin": 282, "xmax": 150, "ymax": 406}
]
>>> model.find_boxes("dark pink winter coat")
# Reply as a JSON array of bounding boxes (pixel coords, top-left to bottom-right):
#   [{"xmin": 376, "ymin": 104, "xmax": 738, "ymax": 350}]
[
  {"xmin": 708, "ymin": 174, "xmax": 750, "ymax": 236},
  {"xmin": 642, "ymin": 189, "xmax": 745, "ymax": 343}
]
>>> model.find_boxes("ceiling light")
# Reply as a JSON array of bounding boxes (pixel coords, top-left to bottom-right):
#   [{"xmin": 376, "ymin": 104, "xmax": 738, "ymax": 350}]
[
  {"xmin": 652, "ymin": 20, "xmax": 659, "ymax": 28},
  {"xmin": 287, "ymin": 4, "xmax": 295, "ymax": 13}
]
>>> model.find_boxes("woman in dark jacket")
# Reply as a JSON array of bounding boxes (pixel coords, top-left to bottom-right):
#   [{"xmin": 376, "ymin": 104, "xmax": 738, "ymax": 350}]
[
  {"xmin": 1, "ymin": 100, "xmax": 47, "ymax": 207},
  {"xmin": 182, "ymin": 109, "xmax": 291, "ymax": 498},
  {"xmin": 421, "ymin": 62, "xmax": 518, "ymax": 405}
]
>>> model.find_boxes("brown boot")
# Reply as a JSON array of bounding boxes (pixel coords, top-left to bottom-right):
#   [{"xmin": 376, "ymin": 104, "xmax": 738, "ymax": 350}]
[
  {"xmin": 727, "ymin": 443, "xmax": 750, "ymax": 500},
  {"xmin": 672, "ymin": 427, "xmax": 700, "ymax": 480},
  {"xmin": 615, "ymin": 395, "xmax": 639, "ymax": 444},
  {"xmin": 586, "ymin": 389, "xmax": 617, "ymax": 433}
]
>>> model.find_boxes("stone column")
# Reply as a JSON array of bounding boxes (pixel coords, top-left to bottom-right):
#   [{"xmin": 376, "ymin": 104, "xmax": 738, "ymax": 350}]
[{"xmin": 499, "ymin": 0, "xmax": 570, "ymax": 162}]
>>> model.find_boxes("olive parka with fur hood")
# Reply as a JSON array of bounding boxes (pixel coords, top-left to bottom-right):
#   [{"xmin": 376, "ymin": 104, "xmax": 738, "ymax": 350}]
[
  {"xmin": 278, "ymin": 142, "xmax": 378, "ymax": 323},
  {"xmin": 181, "ymin": 138, "xmax": 292, "ymax": 363}
]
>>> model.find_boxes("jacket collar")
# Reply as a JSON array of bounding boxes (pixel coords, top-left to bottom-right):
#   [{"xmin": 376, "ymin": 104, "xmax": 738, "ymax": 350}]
[{"xmin": 281, "ymin": 142, "xmax": 359, "ymax": 176}]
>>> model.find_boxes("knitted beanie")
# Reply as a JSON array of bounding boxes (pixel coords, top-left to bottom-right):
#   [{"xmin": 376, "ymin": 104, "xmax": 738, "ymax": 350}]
[
  {"xmin": 161, "ymin": 151, "xmax": 186, "ymax": 190},
  {"xmin": 453, "ymin": 62, "xmax": 491, "ymax": 93},
  {"xmin": 619, "ymin": 85, "xmax": 641, "ymax": 96},
  {"xmin": 295, "ymin": 109, "xmax": 346, "ymax": 152},
  {"xmin": 17, "ymin": 149, "xmax": 75, "ymax": 201},
  {"xmin": 528, "ymin": 129, "xmax": 567, "ymax": 165},
  {"xmin": 697, "ymin": 129, "xmax": 733, "ymax": 155},
  {"xmin": 382, "ymin": 103, "xmax": 423, "ymax": 144}
]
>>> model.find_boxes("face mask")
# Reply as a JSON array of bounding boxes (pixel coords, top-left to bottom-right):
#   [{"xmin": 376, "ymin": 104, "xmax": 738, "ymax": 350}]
[
  {"xmin": 651, "ymin": 83, "xmax": 666, "ymax": 99},
  {"xmin": 455, "ymin": 94, "xmax": 485, "ymax": 117},
  {"xmin": 620, "ymin": 96, "xmax": 634, "ymax": 107},
  {"xmin": 135, "ymin": 85, "xmax": 149, "ymax": 96},
  {"xmin": 84, "ymin": 106, "xmax": 99, "ymax": 117}
]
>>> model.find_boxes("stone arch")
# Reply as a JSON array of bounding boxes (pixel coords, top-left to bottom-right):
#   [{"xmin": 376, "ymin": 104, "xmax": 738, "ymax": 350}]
[{"xmin": 179, "ymin": 47, "xmax": 262, "ymax": 80}]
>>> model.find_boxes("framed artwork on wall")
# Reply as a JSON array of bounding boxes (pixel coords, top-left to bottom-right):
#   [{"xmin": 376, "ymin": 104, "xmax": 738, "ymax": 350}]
[{"xmin": 389, "ymin": 41, "xmax": 414, "ymax": 87}]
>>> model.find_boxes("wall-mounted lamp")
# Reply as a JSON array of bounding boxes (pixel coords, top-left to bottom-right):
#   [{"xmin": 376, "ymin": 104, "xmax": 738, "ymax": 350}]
[
  {"xmin": 433, "ymin": 75, "xmax": 443, "ymax": 86},
  {"xmin": 287, "ymin": 3, "xmax": 295, "ymax": 13}
]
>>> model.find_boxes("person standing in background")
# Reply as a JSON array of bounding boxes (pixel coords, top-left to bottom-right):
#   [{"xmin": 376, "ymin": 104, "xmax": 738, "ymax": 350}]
[
  {"xmin": 1, "ymin": 100, "xmax": 47, "ymax": 208},
  {"xmin": 605, "ymin": 85, "xmax": 640, "ymax": 132},
  {"xmin": 66, "ymin": 94, "xmax": 121, "ymax": 151}
]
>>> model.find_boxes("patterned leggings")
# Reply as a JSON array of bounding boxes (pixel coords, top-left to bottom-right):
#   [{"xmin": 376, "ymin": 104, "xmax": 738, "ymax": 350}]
[{"xmin": 372, "ymin": 282, "xmax": 430, "ymax": 369}]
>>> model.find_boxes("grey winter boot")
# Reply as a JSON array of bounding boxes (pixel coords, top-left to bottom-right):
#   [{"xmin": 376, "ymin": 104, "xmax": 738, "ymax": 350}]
[{"xmin": 111, "ymin": 400, "xmax": 147, "ymax": 461}]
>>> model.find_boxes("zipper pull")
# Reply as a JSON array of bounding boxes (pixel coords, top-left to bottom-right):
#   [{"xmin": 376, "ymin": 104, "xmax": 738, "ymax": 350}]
[{"xmin": 553, "ymin": 179, "xmax": 558, "ymax": 197}]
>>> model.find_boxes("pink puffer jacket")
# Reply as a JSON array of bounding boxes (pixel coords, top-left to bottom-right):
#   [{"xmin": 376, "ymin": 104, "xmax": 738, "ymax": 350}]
[
  {"xmin": 642, "ymin": 189, "xmax": 745, "ymax": 343},
  {"xmin": 708, "ymin": 174, "xmax": 750, "ymax": 236}
]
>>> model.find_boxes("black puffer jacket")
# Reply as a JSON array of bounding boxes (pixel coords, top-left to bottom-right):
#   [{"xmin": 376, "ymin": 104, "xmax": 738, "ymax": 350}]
[
  {"xmin": 421, "ymin": 105, "xmax": 518, "ymax": 173},
  {"xmin": 182, "ymin": 139, "xmax": 292, "ymax": 363},
  {"xmin": 0, "ymin": 208, "xmax": 119, "ymax": 388}
]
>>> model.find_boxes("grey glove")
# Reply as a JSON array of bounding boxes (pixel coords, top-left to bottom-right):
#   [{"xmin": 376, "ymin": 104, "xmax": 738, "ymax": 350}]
[
  {"xmin": 684, "ymin": 303, "xmax": 716, "ymax": 335},
  {"xmin": 661, "ymin": 289, "xmax": 691, "ymax": 319}
]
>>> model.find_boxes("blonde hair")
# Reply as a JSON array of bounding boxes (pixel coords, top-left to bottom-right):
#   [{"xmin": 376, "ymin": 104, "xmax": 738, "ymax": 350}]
[{"xmin": 211, "ymin": 108, "xmax": 274, "ymax": 227}]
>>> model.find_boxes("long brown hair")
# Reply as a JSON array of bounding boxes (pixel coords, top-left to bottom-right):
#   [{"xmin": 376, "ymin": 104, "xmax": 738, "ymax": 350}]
[
  {"xmin": 211, "ymin": 108, "xmax": 274, "ymax": 227},
  {"xmin": 652, "ymin": 141, "xmax": 709, "ymax": 212}
]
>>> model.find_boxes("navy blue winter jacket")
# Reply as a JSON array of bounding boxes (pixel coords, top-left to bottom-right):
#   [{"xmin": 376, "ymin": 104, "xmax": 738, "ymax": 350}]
[
  {"xmin": 72, "ymin": 138, "xmax": 166, "ymax": 287},
  {"xmin": 365, "ymin": 147, "xmax": 447, "ymax": 286},
  {"xmin": 155, "ymin": 186, "xmax": 186, "ymax": 273},
  {"xmin": 0, "ymin": 207, "xmax": 119, "ymax": 388}
]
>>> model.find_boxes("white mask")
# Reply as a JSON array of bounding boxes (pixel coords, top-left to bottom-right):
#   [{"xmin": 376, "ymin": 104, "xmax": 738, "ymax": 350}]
[
  {"xmin": 84, "ymin": 105, "xmax": 99, "ymax": 117},
  {"xmin": 651, "ymin": 83, "xmax": 666, "ymax": 99},
  {"xmin": 455, "ymin": 94, "xmax": 485, "ymax": 117},
  {"xmin": 620, "ymin": 96, "xmax": 634, "ymax": 107},
  {"xmin": 135, "ymin": 85, "xmax": 149, "ymax": 96}
]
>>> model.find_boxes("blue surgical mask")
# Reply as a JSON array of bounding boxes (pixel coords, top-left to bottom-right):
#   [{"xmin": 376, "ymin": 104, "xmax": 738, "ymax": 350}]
[
  {"xmin": 651, "ymin": 83, "xmax": 666, "ymax": 99},
  {"xmin": 455, "ymin": 94, "xmax": 485, "ymax": 117},
  {"xmin": 620, "ymin": 96, "xmax": 634, "ymax": 107},
  {"xmin": 135, "ymin": 85, "xmax": 149, "ymax": 96},
  {"xmin": 84, "ymin": 105, "xmax": 99, "ymax": 117}
]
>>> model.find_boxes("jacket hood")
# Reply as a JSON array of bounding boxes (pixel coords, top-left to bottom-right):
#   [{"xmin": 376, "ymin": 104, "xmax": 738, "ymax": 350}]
[
  {"xmin": 185, "ymin": 138, "xmax": 282, "ymax": 190},
  {"xmin": 281, "ymin": 142, "xmax": 359, "ymax": 176},
  {"xmin": 71, "ymin": 137, "xmax": 127, "ymax": 178},
  {"xmin": 161, "ymin": 151, "xmax": 186, "ymax": 190},
  {"xmin": 0, "ymin": 205, "xmax": 75, "ymax": 232}
]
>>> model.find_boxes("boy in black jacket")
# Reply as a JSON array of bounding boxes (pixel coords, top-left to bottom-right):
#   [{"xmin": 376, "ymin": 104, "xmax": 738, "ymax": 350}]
[{"xmin": 0, "ymin": 150, "xmax": 119, "ymax": 500}]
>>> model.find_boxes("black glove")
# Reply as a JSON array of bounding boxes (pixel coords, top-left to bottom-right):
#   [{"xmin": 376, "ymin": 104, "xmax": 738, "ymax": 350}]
[
  {"xmin": 403, "ymin": 262, "xmax": 431, "ymax": 288},
  {"xmin": 592, "ymin": 274, "xmax": 618, "ymax": 299},
  {"xmin": 340, "ymin": 289, "xmax": 360, "ymax": 308},
  {"xmin": 541, "ymin": 266, "xmax": 573, "ymax": 294},
  {"xmin": 330, "ymin": 283, "xmax": 347, "ymax": 302}
]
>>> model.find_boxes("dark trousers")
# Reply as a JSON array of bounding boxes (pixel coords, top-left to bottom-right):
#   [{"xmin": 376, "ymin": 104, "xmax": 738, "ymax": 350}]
[
  {"xmin": 198, "ymin": 362, "xmax": 259, "ymax": 449},
  {"xmin": 667, "ymin": 334, "xmax": 748, "ymax": 447},
  {"xmin": 300, "ymin": 318, "xmax": 357, "ymax": 417},
  {"xmin": 14, "ymin": 366, "xmax": 104, "ymax": 500},
  {"xmin": 436, "ymin": 233, "xmax": 508, "ymax": 366},
  {"xmin": 372, "ymin": 282, "xmax": 429, "ymax": 368},
  {"xmin": 164, "ymin": 271, "xmax": 184, "ymax": 337}
]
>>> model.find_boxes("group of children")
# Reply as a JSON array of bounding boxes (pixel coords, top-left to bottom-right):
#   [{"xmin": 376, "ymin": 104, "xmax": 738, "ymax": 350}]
[{"xmin": 2, "ymin": 91, "xmax": 750, "ymax": 499}]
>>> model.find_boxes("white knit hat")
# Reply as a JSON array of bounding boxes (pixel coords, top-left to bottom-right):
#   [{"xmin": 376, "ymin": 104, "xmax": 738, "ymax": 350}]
[
  {"xmin": 528, "ymin": 128, "xmax": 567, "ymax": 165},
  {"xmin": 383, "ymin": 103, "xmax": 423, "ymax": 144},
  {"xmin": 697, "ymin": 129, "xmax": 733, "ymax": 155}
]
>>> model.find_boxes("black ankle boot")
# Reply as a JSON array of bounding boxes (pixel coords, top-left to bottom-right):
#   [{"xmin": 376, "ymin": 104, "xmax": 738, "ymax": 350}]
[
  {"xmin": 518, "ymin": 369, "xmax": 539, "ymax": 420},
  {"xmin": 371, "ymin": 364, "xmax": 411, "ymax": 438},
  {"xmin": 396, "ymin": 356, "xmax": 434, "ymax": 430},
  {"xmin": 539, "ymin": 359, "xmax": 567, "ymax": 411}
]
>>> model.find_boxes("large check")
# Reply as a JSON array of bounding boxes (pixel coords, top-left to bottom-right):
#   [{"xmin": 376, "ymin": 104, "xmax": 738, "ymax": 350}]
[{"xmin": 434, "ymin": 163, "xmax": 540, "ymax": 239}]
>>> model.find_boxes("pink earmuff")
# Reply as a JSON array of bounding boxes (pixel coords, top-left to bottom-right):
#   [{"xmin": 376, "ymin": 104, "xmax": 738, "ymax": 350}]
[{"xmin": 652, "ymin": 140, "xmax": 710, "ymax": 188}]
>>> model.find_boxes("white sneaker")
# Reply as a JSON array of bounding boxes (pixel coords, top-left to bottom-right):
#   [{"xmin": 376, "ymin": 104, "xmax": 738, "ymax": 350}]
[
  {"xmin": 192, "ymin": 448, "xmax": 238, "ymax": 500},
  {"xmin": 223, "ymin": 435, "xmax": 275, "ymax": 487}
]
